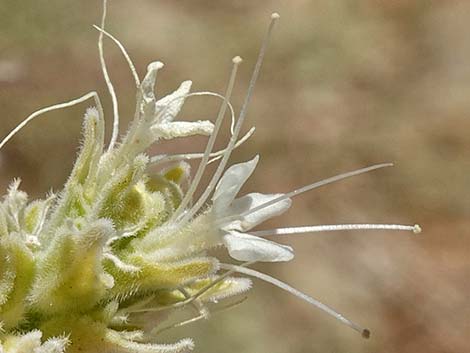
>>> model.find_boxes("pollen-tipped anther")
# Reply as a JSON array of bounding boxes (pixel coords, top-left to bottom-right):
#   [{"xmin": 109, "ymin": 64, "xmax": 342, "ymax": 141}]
[
  {"xmin": 232, "ymin": 56, "xmax": 243, "ymax": 64},
  {"xmin": 413, "ymin": 224, "xmax": 422, "ymax": 234}
]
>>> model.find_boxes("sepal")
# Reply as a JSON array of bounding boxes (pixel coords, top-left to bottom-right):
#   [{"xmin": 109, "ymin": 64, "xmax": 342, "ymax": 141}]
[
  {"xmin": 29, "ymin": 220, "xmax": 114, "ymax": 314},
  {"xmin": 0, "ymin": 235, "xmax": 35, "ymax": 329}
]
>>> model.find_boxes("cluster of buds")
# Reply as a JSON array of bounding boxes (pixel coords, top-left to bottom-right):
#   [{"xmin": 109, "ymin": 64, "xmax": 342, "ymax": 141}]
[{"xmin": 0, "ymin": 2, "xmax": 420, "ymax": 352}]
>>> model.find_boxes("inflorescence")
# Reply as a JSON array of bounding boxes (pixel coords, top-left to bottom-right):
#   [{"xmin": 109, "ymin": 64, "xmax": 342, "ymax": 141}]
[{"xmin": 0, "ymin": 2, "xmax": 420, "ymax": 352}]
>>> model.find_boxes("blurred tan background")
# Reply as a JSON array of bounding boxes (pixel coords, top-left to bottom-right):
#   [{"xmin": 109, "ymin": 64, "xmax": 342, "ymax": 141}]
[{"xmin": 1, "ymin": 1, "xmax": 469, "ymax": 352}]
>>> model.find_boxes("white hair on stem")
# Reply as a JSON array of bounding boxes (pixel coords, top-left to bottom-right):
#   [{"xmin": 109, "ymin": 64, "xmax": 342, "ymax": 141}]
[
  {"xmin": 149, "ymin": 126, "xmax": 255, "ymax": 165},
  {"xmin": 251, "ymin": 223, "xmax": 422, "ymax": 237},
  {"xmin": 99, "ymin": 0, "xmax": 120, "ymax": 153},
  {"xmin": 171, "ymin": 57, "xmax": 243, "ymax": 221},
  {"xmin": 0, "ymin": 91, "xmax": 104, "ymax": 152},
  {"xmin": 178, "ymin": 14, "xmax": 281, "ymax": 226},
  {"xmin": 219, "ymin": 263, "xmax": 371, "ymax": 339},
  {"xmin": 92, "ymin": 25, "xmax": 141, "ymax": 88}
]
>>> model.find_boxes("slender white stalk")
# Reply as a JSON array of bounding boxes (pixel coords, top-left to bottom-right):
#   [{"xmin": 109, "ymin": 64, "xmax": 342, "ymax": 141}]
[
  {"xmin": 179, "ymin": 14, "xmax": 280, "ymax": 225},
  {"xmin": 127, "ymin": 262, "xmax": 254, "ymax": 314},
  {"xmin": 99, "ymin": 0, "xmax": 120, "ymax": 152},
  {"xmin": 153, "ymin": 296, "xmax": 247, "ymax": 335},
  {"xmin": 172, "ymin": 57, "xmax": 242, "ymax": 221},
  {"xmin": 220, "ymin": 263, "xmax": 370, "ymax": 338},
  {"xmin": 251, "ymin": 223, "xmax": 422, "ymax": 237},
  {"xmin": 92, "ymin": 25, "xmax": 140, "ymax": 87},
  {"xmin": 218, "ymin": 163, "xmax": 393, "ymax": 226},
  {"xmin": 150, "ymin": 127, "xmax": 255, "ymax": 165},
  {"xmin": 153, "ymin": 91, "xmax": 236, "ymax": 129},
  {"xmin": 0, "ymin": 91, "xmax": 103, "ymax": 151}
]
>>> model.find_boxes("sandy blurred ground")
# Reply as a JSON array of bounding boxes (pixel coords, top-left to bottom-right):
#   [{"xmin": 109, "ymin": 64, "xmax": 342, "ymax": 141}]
[{"xmin": 1, "ymin": 1, "xmax": 469, "ymax": 352}]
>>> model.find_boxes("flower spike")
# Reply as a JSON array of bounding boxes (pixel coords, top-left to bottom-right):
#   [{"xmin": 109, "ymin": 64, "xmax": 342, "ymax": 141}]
[{"xmin": 0, "ymin": 2, "xmax": 420, "ymax": 352}]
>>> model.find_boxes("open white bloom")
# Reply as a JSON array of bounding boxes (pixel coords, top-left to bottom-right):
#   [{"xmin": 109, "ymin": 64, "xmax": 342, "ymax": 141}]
[
  {"xmin": 0, "ymin": 2, "xmax": 421, "ymax": 352},
  {"xmin": 212, "ymin": 156, "xmax": 294, "ymax": 262}
]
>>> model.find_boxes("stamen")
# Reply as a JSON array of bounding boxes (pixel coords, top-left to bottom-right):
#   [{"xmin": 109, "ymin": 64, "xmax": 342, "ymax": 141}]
[
  {"xmin": 99, "ymin": 0, "xmax": 120, "ymax": 152},
  {"xmin": 149, "ymin": 127, "xmax": 255, "ymax": 165},
  {"xmin": 153, "ymin": 296, "xmax": 247, "ymax": 335},
  {"xmin": 180, "ymin": 14, "xmax": 280, "ymax": 224},
  {"xmin": 171, "ymin": 57, "xmax": 243, "ymax": 221},
  {"xmin": 92, "ymin": 25, "xmax": 140, "ymax": 87},
  {"xmin": 223, "ymin": 163, "xmax": 393, "ymax": 223},
  {"xmin": 179, "ymin": 287, "xmax": 210, "ymax": 319},
  {"xmin": 220, "ymin": 263, "xmax": 370, "ymax": 338},
  {"xmin": 127, "ymin": 261, "xmax": 255, "ymax": 314},
  {"xmin": 251, "ymin": 223, "xmax": 422, "ymax": 237},
  {"xmin": 0, "ymin": 91, "xmax": 103, "ymax": 151},
  {"xmin": 152, "ymin": 91, "xmax": 235, "ymax": 128}
]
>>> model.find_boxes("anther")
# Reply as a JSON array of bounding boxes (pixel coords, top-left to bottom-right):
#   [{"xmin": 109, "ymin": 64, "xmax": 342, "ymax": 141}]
[{"xmin": 232, "ymin": 56, "xmax": 243, "ymax": 64}]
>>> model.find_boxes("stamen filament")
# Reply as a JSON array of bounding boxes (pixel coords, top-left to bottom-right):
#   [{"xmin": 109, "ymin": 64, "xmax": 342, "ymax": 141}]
[
  {"xmin": 127, "ymin": 262, "xmax": 254, "ymax": 314},
  {"xmin": 99, "ymin": 0, "xmax": 120, "ymax": 152},
  {"xmin": 153, "ymin": 91, "xmax": 236, "ymax": 129},
  {"xmin": 150, "ymin": 127, "xmax": 255, "ymax": 165},
  {"xmin": 220, "ymin": 163, "xmax": 393, "ymax": 224},
  {"xmin": 0, "ymin": 91, "xmax": 103, "ymax": 151},
  {"xmin": 251, "ymin": 223, "xmax": 422, "ymax": 237},
  {"xmin": 92, "ymin": 25, "xmax": 140, "ymax": 87},
  {"xmin": 172, "ymin": 57, "xmax": 243, "ymax": 221},
  {"xmin": 180, "ymin": 14, "xmax": 280, "ymax": 225},
  {"xmin": 220, "ymin": 263, "xmax": 370, "ymax": 338},
  {"xmin": 153, "ymin": 296, "xmax": 247, "ymax": 335}
]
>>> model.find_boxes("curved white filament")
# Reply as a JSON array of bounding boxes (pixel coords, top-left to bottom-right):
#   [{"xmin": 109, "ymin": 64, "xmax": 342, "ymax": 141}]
[
  {"xmin": 171, "ymin": 57, "xmax": 243, "ymax": 221},
  {"xmin": 218, "ymin": 163, "xmax": 393, "ymax": 226},
  {"xmin": 220, "ymin": 263, "xmax": 370, "ymax": 338},
  {"xmin": 150, "ymin": 127, "xmax": 255, "ymax": 165},
  {"xmin": 99, "ymin": 0, "xmax": 120, "ymax": 152},
  {"xmin": 179, "ymin": 14, "xmax": 281, "ymax": 225},
  {"xmin": 92, "ymin": 25, "xmax": 140, "ymax": 87},
  {"xmin": 0, "ymin": 91, "xmax": 104, "ymax": 152}
]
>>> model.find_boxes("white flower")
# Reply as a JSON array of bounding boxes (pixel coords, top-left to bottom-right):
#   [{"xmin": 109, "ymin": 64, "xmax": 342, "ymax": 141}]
[{"xmin": 212, "ymin": 156, "xmax": 294, "ymax": 262}]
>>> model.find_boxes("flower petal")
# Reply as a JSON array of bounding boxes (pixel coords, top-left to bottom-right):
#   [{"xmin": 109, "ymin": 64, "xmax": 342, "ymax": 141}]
[
  {"xmin": 212, "ymin": 156, "xmax": 259, "ymax": 212},
  {"xmin": 222, "ymin": 192, "xmax": 292, "ymax": 231},
  {"xmin": 152, "ymin": 121, "xmax": 214, "ymax": 140},
  {"xmin": 155, "ymin": 80, "xmax": 192, "ymax": 123},
  {"xmin": 223, "ymin": 231, "xmax": 294, "ymax": 262},
  {"xmin": 141, "ymin": 61, "xmax": 164, "ymax": 104}
]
